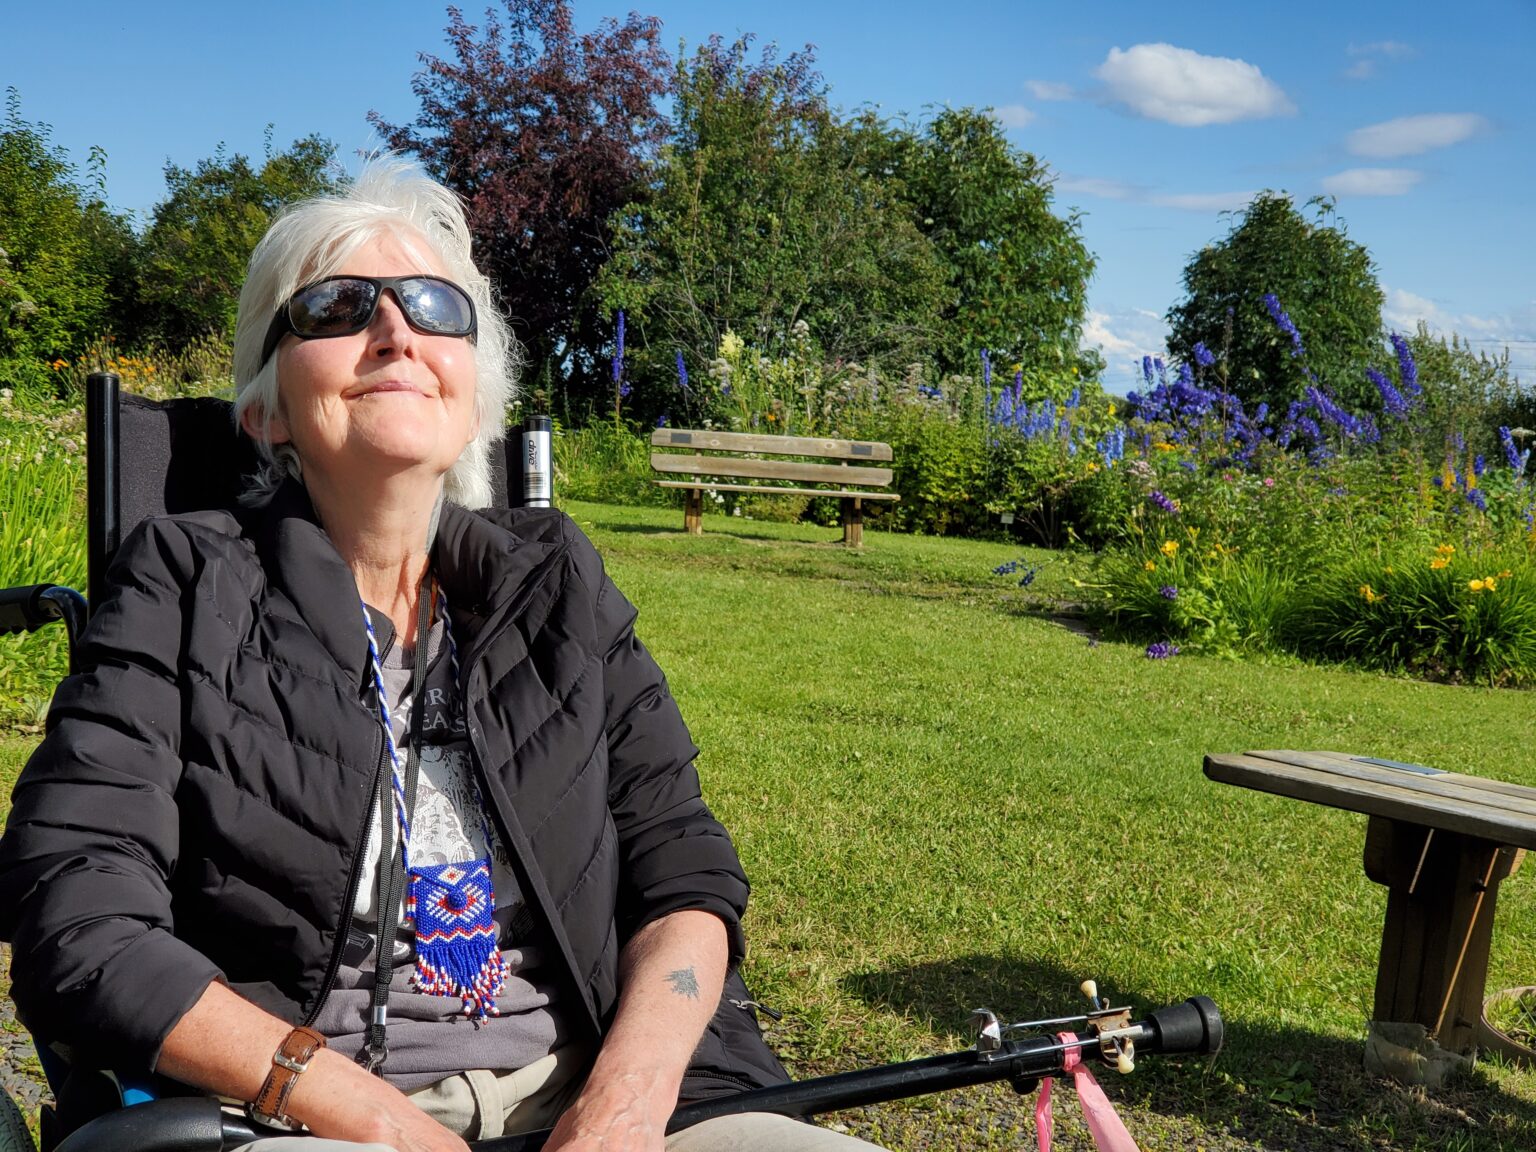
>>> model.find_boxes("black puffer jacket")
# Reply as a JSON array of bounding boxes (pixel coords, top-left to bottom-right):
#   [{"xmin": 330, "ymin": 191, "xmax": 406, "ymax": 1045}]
[{"xmin": 0, "ymin": 482, "xmax": 786, "ymax": 1098}]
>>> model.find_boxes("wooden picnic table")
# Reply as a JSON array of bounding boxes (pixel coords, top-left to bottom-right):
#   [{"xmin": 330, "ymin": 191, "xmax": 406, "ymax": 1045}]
[{"xmin": 1203, "ymin": 750, "xmax": 1535, "ymax": 1064}]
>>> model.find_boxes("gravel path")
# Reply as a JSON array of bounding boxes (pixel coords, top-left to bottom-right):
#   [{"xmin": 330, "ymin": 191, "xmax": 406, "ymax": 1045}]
[{"xmin": 0, "ymin": 947, "xmax": 49, "ymax": 1123}]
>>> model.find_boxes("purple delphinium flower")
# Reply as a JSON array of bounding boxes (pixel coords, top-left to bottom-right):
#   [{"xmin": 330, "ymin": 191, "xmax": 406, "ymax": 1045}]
[
  {"xmin": 1145, "ymin": 641, "xmax": 1181, "ymax": 659},
  {"xmin": 1368, "ymin": 368, "xmax": 1408, "ymax": 419},
  {"xmin": 1148, "ymin": 490, "xmax": 1179, "ymax": 514},
  {"xmin": 1499, "ymin": 426, "xmax": 1531, "ymax": 476},
  {"xmin": 1159, "ymin": 585, "xmax": 1178, "ymax": 601},
  {"xmin": 1390, "ymin": 331, "xmax": 1419, "ymax": 396},
  {"xmin": 1467, "ymin": 488, "xmax": 1488, "ymax": 512},
  {"xmin": 1141, "ymin": 356, "xmax": 1155, "ymax": 388},
  {"xmin": 1262, "ymin": 293, "xmax": 1305, "ymax": 358},
  {"xmin": 611, "ymin": 310, "xmax": 626, "ymax": 384},
  {"xmin": 675, "ymin": 350, "xmax": 689, "ymax": 392},
  {"xmin": 1474, "ymin": 454, "xmax": 1487, "ymax": 477},
  {"xmin": 993, "ymin": 559, "xmax": 1021, "ymax": 576},
  {"xmin": 1019, "ymin": 567, "xmax": 1038, "ymax": 588},
  {"xmin": 656, "ymin": 413, "xmax": 668, "ymax": 428},
  {"xmin": 618, "ymin": 381, "xmax": 632, "ymax": 399},
  {"xmin": 981, "ymin": 349, "xmax": 992, "ymax": 389},
  {"xmin": 1193, "ymin": 341, "xmax": 1216, "ymax": 368}
]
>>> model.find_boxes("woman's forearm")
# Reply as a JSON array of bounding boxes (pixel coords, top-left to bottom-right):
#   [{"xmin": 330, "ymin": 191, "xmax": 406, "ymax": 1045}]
[
  {"xmin": 157, "ymin": 982, "xmax": 468, "ymax": 1151},
  {"xmin": 544, "ymin": 909, "xmax": 729, "ymax": 1149}
]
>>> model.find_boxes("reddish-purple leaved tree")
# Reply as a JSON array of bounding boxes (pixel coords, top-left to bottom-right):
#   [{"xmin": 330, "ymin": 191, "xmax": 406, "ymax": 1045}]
[{"xmin": 371, "ymin": 0, "xmax": 669, "ymax": 399}]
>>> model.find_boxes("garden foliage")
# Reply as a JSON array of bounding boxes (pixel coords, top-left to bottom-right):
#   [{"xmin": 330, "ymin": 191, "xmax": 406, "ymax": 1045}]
[{"xmin": 1166, "ymin": 193, "xmax": 1384, "ymax": 415}]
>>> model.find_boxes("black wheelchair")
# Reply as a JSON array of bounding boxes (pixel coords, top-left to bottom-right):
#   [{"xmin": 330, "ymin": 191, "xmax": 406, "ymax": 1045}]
[{"xmin": 0, "ymin": 375, "xmax": 1222, "ymax": 1151}]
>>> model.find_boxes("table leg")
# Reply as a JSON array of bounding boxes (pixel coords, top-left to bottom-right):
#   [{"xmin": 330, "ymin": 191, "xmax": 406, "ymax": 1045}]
[{"xmin": 1363, "ymin": 816, "xmax": 1523, "ymax": 1055}]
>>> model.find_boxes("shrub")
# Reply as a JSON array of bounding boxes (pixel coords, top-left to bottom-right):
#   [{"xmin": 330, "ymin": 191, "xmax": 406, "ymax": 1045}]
[{"xmin": 554, "ymin": 420, "xmax": 672, "ymax": 508}]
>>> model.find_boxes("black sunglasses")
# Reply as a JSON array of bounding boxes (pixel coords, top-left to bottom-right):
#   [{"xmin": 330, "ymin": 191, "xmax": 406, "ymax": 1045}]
[{"xmin": 260, "ymin": 275, "xmax": 478, "ymax": 366}]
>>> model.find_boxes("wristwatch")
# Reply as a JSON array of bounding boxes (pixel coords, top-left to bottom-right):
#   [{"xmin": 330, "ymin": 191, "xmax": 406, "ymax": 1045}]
[{"xmin": 248, "ymin": 1026, "xmax": 327, "ymax": 1131}]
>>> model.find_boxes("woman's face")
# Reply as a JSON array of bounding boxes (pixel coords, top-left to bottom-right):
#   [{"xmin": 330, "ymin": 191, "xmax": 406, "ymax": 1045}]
[{"xmin": 254, "ymin": 230, "xmax": 479, "ymax": 494}]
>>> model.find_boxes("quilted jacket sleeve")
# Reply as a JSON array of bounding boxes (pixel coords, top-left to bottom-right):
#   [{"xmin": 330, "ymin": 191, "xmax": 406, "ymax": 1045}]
[
  {"xmin": 0, "ymin": 519, "xmax": 226, "ymax": 1071},
  {"xmin": 567, "ymin": 526, "xmax": 750, "ymax": 963}
]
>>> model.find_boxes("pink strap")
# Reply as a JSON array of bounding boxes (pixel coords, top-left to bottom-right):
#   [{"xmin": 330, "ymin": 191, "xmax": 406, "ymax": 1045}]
[{"xmin": 1035, "ymin": 1034, "xmax": 1141, "ymax": 1152}]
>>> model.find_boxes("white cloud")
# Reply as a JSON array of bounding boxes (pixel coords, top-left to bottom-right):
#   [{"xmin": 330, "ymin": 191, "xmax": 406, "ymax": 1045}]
[
  {"xmin": 1082, "ymin": 309, "xmax": 1171, "ymax": 394},
  {"xmin": 1320, "ymin": 167, "xmax": 1424, "ymax": 196},
  {"xmin": 1026, "ymin": 80, "xmax": 1075, "ymax": 101},
  {"xmin": 1093, "ymin": 43, "xmax": 1294, "ymax": 126},
  {"xmin": 1343, "ymin": 59, "xmax": 1376, "ymax": 80},
  {"xmin": 1056, "ymin": 176, "xmax": 1143, "ymax": 201},
  {"xmin": 1383, "ymin": 289, "xmax": 1536, "ymax": 384},
  {"xmin": 1348, "ymin": 40, "xmax": 1415, "ymax": 59},
  {"xmin": 1347, "ymin": 113, "xmax": 1488, "ymax": 158},
  {"xmin": 992, "ymin": 104, "xmax": 1036, "ymax": 128},
  {"xmin": 1152, "ymin": 190, "xmax": 1257, "ymax": 212},
  {"xmin": 1056, "ymin": 175, "xmax": 1254, "ymax": 214}
]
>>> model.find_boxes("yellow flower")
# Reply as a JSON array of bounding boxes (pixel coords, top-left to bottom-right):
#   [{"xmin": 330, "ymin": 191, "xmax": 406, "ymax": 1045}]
[
  {"xmin": 1153, "ymin": 441, "xmax": 1176, "ymax": 452},
  {"xmin": 1359, "ymin": 585, "xmax": 1383, "ymax": 604},
  {"xmin": 1107, "ymin": 402, "xmax": 1116, "ymax": 417},
  {"xmin": 1499, "ymin": 569, "xmax": 1513, "ymax": 579},
  {"xmin": 1430, "ymin": 557, "xmax": 1450, "ymax": 570},
  {"xmin": 1383, "ymin": 566, "xmax": 1394, "ymax": 575},
  {"xmin": 1469, "ymin": 579, "xmax": 1486, "ymax": 593},
  {"xmin": 1143, "ymin": 560, "xmax": 1157, "ymax": 571},
  {"xmin": 1160, "ymin": 540, "xmax": 1179, "ymax": 558},
  {"xmin": 1435, "ymin": 543, "xmax": 1456, "ymax": 557},
  {"xmin": 1484, "ymin": 576, "xmax": 1498, "ymax": 591},
  {"xmin": 1086, "ymin": 461, "xmax": 1100, "ymax": 473}
]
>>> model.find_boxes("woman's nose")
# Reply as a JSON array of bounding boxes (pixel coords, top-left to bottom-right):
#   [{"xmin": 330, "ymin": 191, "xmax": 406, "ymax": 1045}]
[{"xmin": 367, "ymin": 289, "xmax": 416, "ymax": 356}]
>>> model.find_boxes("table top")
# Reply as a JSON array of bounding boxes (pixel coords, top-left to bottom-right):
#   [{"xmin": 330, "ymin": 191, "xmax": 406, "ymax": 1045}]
[{"xmin": 1204, "ymin": 750, "xmax": 1536, "ymax": 849}]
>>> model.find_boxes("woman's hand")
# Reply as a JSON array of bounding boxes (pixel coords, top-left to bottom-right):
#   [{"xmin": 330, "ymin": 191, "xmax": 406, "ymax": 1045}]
[
  {"xmin": 292, "ymin": 1050, "xmax": 470, "ymax": 1152},
  {"xmin": 540, "ymin": 1065, "xmax": 671, "ymax": 1152},
  {"xmin": 543, "ymin": 909, "xmax": 730, "ymax": 1152},
  {"xmin": 157, "ymin": 982, "xmax": 468, "ymax": 1151}
]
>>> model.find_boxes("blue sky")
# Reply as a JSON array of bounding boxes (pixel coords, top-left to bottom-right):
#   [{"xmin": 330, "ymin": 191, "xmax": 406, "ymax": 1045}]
[{"xmin": 4, "ymin": 0, "xmax": 1532, "ymax": 392}]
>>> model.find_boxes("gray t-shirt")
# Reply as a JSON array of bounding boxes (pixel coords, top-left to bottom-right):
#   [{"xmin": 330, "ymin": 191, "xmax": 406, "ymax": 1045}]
[{"xmin": 310, "ymin": 610, "xmax": 567, "ymax": 1089}]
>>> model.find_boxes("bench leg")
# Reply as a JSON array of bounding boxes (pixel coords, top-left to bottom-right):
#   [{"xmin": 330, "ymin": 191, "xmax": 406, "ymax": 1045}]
[
  {"xmin": 684, "ymin": 488, "xmax": 703, "ymax": 535},
  {"xmin": 1363, "ymin": 816, "xmax": 1524, "ymax": 1058},
  {"xmin": 841, "ymin": 497, "xmax": 863, "ymax": 548}
]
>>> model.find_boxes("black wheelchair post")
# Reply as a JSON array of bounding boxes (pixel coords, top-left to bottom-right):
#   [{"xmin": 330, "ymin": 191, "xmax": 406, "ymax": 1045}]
[{"xmin": 85, "ymin": 372, "xmax": 119, "ymax": 614}]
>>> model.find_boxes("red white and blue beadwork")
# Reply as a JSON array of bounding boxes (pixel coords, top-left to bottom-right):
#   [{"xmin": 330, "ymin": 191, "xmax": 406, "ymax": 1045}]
[{"xmin": 361, "ymin": 582, "xmax": 508, "ymax": 1021}]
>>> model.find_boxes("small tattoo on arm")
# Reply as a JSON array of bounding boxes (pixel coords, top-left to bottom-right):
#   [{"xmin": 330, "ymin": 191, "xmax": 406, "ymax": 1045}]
[{"xmin": 666, "ymin": 967, "xmax": 700, "ymax": 999}]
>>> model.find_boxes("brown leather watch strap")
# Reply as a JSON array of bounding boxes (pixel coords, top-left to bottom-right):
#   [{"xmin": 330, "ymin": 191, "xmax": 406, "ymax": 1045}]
[{"xmin": 248, "ymin": 1025, "xmax": 327, "ymax": 1131}]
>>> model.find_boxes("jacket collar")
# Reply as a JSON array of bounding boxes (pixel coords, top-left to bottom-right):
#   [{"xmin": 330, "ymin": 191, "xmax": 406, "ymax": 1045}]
[
  {"xmin": 432, "ymin": 502, "xmax": 559, "ymax": 623},
  {"xmin": 244, "ymin": 479, "xmax": 559, "ymax": 684},
  {"xmin": 245, "ymin": 479, "xmax": 374, "ymax": 686}
]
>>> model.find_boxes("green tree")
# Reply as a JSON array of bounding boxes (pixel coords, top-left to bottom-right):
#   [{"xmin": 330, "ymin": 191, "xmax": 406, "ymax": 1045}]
[
  {"xmin": 0, "ymin": 90, "xmax": 134, "ymax": 367},
  {"xmin": 598, "ymin": 36, "xmax": 949, "ymax": 414},
  {"xmin": 136, "ymin": 132, "xmax": 342, "ymax": 345},
  {"xmin": 1166, "ymin": 192, "xmax": 1384, "ymax": 413},
  {"xmin": 883, "ymin": 107, "xmax": 1098, "ymax": 378}
]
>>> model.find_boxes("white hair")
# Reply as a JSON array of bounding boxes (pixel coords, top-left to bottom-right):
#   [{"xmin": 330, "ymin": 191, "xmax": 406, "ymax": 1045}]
[{"xmin": 232, "ymin": 154, "xmax": 518, "ymax": 508}]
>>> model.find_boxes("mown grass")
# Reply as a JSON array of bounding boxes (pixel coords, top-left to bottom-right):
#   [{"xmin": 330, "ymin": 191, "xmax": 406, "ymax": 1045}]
[
  {"xmin": 2, "ymin": 500, "xmax": 1534, "ymax": 1149},
  {"xmin": 562, "ymin": 501, "xmax": 1536, "ymax": 1150}
]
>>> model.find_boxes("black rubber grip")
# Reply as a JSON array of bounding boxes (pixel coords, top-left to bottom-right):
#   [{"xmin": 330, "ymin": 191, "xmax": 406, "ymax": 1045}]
[
  {"xmin": 0, "ymin": 584, "xmax": 62, "ymax": 635},
  {"xmin": 1147, "ymin": 996, "xmax": 1223, "ymax": 1056}
]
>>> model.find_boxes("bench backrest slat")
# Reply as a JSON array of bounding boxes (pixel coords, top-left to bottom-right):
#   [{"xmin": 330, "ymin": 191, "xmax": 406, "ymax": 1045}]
[
  {"xmin": 650, "ymin": 428, "xmax": 893, "ymax": 462},
  {"xmin": 651, "ymin": 453, "xmax": 893, "ymax": 488}
]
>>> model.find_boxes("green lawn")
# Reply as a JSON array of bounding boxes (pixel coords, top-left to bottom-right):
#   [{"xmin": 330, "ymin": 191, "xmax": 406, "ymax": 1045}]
[{"xmin": 3, "ymin": 500, "xmax": 1535, "ymax": 1150}]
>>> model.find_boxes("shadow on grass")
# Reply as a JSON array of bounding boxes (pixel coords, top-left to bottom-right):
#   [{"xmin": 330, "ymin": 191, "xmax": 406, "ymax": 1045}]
[{"xmin": 841, "ymin": 954, "xmax": 1536, "ymax": 1152}]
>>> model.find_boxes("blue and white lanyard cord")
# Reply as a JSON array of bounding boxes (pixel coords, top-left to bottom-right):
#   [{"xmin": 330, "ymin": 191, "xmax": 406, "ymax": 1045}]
[{"xmin": 359, "ymin": 581, "xmax": 493, "ymax": 875}]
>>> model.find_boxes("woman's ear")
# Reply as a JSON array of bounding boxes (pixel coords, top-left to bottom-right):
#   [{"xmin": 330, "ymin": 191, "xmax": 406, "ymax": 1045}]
[{"xmin": 240, "ymin": 402, "xmax": 290, "ymax": 446}]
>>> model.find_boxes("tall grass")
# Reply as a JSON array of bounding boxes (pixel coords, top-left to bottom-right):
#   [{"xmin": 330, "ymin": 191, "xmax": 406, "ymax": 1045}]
[{"xmin": 0, "ymin": 402, "xmax": 86, "ymax": 718}]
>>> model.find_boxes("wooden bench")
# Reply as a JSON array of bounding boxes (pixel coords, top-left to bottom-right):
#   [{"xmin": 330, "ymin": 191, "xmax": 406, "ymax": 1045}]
[
  {"xmin": 650, "ymin": 429, "xmax": 899, "ymax": 546},
  {"xmin": 1204, "ymin": 749, "xmax": 1535, "ymax": 1083}
]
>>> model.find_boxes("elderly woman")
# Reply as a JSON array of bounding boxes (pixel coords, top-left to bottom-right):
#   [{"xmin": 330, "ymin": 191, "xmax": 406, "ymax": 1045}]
[{"xmin": 0, "ymin": 160, "xmax": 884, "ymax": 1152}]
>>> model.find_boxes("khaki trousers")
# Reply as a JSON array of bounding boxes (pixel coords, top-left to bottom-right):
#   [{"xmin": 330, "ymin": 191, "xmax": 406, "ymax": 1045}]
[{"xmin": 242, "ymin": 1044, "xmax": 886, "ymax": 1150}]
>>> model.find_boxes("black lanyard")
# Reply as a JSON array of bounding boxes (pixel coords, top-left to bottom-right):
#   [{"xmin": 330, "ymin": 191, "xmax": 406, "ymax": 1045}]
[{"xmin": 358, "ymin": 587, "xmax": 433, "ymax": 1074}]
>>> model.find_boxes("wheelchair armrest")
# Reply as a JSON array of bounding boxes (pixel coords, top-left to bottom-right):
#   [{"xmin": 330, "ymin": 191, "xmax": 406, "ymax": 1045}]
[
  {"xmin": 0, "ymin": 585, "xmax": 84, "ymax": 637},
  {"xmin": 52, "ymin": 1096, "xmax": 246, "ymax": 1152}
]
